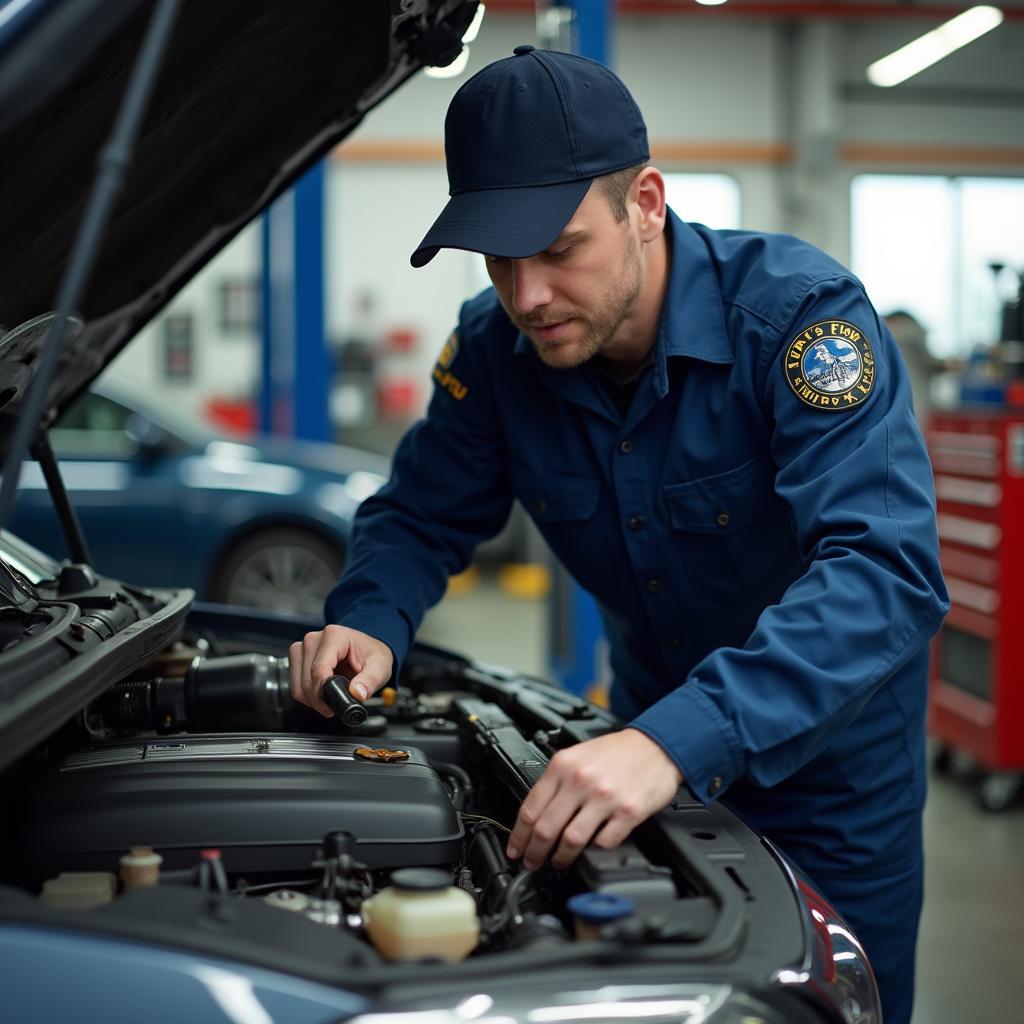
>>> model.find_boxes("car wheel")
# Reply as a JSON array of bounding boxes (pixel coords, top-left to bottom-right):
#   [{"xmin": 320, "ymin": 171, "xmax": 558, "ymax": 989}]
[
  {"xmin": 213, "ymin": 528, "xmax": 344, "ymax": 618},
  {"xmin": 932, "ymin": 745, "xmax": 953, "ymax": 775},
  {"xmin": 977, "ymin": 773, "xmax": 1021, "ymax": 813}
]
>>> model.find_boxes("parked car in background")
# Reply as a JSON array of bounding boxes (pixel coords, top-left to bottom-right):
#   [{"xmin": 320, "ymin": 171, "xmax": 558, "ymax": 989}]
[{"xmin": 13, "ymin": 378, "xmax": 388, "ymax": 617}]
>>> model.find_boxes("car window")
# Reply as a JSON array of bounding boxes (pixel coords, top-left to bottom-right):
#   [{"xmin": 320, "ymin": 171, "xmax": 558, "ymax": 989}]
[{"xmin": 51, "ymin": 392, "xmax": 137, "ymax": 458}]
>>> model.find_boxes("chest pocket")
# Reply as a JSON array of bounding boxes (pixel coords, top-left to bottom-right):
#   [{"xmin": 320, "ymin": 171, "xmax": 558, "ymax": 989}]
[
  {"xmin": 508, "ymin": 465, "xmax": 606, "ymax": 592},
  {"xmin": 663, "ymin": 455, "xmax": 799, "ymax": 603},
  {"xmin": 509, "ymin": 466, "xmax": 600, "ymax": 523}
]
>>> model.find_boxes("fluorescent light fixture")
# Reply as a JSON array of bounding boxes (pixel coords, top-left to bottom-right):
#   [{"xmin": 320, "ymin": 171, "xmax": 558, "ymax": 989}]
[
  {"xmin": 425, "ymin": 46, "xmax": 471, "ymax": 79},
  {"xmin": 867, "ymin": 5, "xmax": 1004, "ymax": 87},
  {"xmin": 462, "ymin": 3, "xmax": 486, "ymax": 44},
  {"xmin": 423, "ymin": 2, "xmax": 484, "ymax": 78},
  {"xmin": 695, "ymin": 0, "xmax": 729, "ymax": 6}
]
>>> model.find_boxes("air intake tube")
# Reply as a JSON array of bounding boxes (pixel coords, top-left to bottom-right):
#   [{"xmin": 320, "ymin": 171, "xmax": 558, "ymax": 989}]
[{"xmin": 95, "ymin": 654, "xmax": 293, "ymax": 732}]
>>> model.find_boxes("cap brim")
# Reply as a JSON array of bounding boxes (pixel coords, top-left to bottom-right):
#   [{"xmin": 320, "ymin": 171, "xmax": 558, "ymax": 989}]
[{"xmin": 410, "ymin": 178, "xmax": 593, "ymax": 268}]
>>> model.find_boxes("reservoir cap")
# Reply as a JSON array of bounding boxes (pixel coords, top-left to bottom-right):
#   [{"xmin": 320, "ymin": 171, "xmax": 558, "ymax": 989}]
[
  {"xmin": 567, "ymin": 892, "xmax": 635, "ymax": 924},
  {"xmin": 391, "ymin": 868, "xmax": 452, "ymax": 892}
]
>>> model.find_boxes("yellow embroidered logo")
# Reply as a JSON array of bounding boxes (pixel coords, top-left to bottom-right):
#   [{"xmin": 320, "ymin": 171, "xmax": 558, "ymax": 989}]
[
  {"xmin": 437, "ymin": 331, "xmax": 458, "ymax": 370},
  {"xmin": 784, "ymin": 319, "xmax": 875, "ymax": 411},
  {"xmin": 433, "ymin": 331, "xmax": 468, "ymax": 400}
]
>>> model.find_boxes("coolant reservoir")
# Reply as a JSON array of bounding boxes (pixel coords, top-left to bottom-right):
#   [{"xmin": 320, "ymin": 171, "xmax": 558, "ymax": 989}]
[{"xmin": 362, "ymin": 868, "xmax": 479, "ymax": 961}]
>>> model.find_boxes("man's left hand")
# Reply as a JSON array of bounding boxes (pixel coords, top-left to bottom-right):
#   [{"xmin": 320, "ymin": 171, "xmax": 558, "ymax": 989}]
[{"xmin": 506, "ymin": 728, "xmax": 684, "ymax": 871}]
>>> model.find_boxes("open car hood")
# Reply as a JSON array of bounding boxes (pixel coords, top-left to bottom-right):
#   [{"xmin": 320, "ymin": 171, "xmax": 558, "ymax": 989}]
[{"xmin": 0, "ymin": 0, "xmax": 475, "ymax": 426}]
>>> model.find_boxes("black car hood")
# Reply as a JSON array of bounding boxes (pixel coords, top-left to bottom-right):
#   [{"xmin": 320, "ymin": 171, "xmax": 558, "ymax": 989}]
[{"xmin": 0, "ymin": 0, "xmax": 473, "ymax": 427}]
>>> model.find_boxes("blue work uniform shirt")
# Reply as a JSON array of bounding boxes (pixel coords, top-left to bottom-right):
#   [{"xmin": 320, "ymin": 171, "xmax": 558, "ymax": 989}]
[{"xmin": 327, "ymin": 210, "xmax": 949, "ymax": 876}]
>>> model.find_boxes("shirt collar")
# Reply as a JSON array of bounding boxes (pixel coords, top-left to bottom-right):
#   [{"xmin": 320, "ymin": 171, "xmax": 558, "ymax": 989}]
[
  {"xmin": 512, "ymin": 207, "xmax": 733, "ymax": 366},
  {"xmin": 658, "ymin": 209, "xmax": 733, "ymax": 364}
]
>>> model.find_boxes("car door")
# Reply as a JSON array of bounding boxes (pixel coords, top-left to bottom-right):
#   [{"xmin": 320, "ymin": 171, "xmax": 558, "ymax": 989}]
[{"xmin": 13, "ymin": 391, "xmax": 189, "ymax": 585}]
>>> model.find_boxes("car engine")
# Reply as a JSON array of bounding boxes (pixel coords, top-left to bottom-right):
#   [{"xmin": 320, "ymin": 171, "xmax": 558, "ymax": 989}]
[{"xmin": 3, "ymin": 635, "xmax": 794, "ymax": 971}]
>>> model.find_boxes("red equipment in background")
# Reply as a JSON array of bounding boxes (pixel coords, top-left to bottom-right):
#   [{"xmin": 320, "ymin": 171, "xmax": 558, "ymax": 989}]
[{"xmin": 928, "ymin": 410, "xmax": 1024, "ymax": 810}]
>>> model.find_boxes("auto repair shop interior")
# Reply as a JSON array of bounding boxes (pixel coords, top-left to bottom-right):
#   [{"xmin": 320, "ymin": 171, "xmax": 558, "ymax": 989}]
[{"xmin": 1, "ymin": 3, "xmax": 1022, "ymax": 1024}]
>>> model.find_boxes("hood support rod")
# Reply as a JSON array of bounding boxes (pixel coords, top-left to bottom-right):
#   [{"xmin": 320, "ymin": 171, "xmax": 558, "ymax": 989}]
[
  {"xmin": 30, "ymin": 431, "xmax": 91, "ymax": 567},
  {"xmin": 0, "ymin": 0, "xmax": 183, "ymax": 534}
]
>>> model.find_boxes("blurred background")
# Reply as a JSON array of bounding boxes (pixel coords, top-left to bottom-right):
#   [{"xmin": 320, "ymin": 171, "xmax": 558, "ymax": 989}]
[{"xmin": 14, "ymin": 6, "xmax": 1024, "ymax": 1018}]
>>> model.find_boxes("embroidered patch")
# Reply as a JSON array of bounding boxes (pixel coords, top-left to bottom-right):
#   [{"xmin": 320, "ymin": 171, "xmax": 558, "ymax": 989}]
[
  {"xmin": 784, "ymin": 319, "xmax": 875, "ymax": 411},
  {"xmin": 433, "ymin": 331, "xmax": 468, "ymax": 400},
  {"xmin": 437, "ymin": 331, "xmax": 458, "ymax": 370}
]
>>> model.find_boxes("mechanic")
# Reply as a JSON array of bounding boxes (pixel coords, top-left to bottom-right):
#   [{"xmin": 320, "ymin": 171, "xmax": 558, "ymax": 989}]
[{"xmin": 291, "ymin": 47, "xmax": 948, "ymax": 1024}]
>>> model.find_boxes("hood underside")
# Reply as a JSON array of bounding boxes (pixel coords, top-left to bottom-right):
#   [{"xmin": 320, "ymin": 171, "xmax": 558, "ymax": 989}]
[{"xmin": 0, "ymin": 0, "xmax": 472, "ymax": 426}]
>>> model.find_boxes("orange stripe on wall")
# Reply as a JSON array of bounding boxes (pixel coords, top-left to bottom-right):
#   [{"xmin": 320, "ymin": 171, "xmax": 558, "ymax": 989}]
[{"xmin": 335, "ymin": 140, "xmax": 445, "ymax": 162}]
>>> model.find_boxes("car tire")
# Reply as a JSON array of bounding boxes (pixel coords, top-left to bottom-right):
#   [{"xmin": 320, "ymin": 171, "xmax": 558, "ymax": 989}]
[
  {"xmin": 977, "ymin": 773, "xmax": 1021, "ymax": 814},
  {"xmin": 212, "ymin": 528, "xmax": 344, "ymax": 618}
]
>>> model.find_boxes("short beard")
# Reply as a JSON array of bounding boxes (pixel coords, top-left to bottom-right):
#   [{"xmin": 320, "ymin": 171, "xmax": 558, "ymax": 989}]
[{"xmin": 523, "ymin": 233, "xmax": 643, "ymax": 370}]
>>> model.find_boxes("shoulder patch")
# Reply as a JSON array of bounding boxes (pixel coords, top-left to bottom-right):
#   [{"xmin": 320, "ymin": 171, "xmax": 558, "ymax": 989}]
[
  {"xmin": 784, "ymin": 318, "xmax": 875, "ymax": 411},
  {"xmin": 437, "ymin": 330, "xmax": 459, "ymax": 370},
  {"xmin": 433, "ymin": 331, "xmax": 468, "ymax": 401}
]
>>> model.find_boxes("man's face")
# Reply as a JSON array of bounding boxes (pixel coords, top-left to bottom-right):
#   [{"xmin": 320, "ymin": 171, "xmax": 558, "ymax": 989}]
[{"xmin": 483, "ymin": 184, "xmax": 643, "ymax": 370}]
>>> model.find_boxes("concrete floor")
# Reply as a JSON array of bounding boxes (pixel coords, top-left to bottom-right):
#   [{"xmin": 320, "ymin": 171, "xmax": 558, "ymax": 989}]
[{"xmin": 420, "ymin": 572, "xmax": 1024, "ymax": 1024}]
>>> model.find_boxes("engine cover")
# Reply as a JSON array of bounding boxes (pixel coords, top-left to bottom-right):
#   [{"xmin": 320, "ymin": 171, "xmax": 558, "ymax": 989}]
[{"xmin": 17, "ymin": 734, "xmax": 463, "ymax": 880}]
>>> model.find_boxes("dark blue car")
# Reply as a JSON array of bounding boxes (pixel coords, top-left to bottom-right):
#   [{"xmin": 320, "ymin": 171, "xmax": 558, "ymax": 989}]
[{"xmin": 13, "ymin": 379, "xmax": 387, "ymax": 616}]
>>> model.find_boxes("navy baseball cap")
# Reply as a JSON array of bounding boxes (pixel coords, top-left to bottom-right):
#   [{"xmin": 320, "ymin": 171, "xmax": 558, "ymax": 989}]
[{"xmin": 410, "ymin": 45, "xmax": 649, "ymax": 268}]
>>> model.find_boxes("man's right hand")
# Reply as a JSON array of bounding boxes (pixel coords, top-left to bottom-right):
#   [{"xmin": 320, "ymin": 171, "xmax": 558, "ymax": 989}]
[{"xmin": 289, "ymin": 625, "xmax": 395, "ymax": 718}]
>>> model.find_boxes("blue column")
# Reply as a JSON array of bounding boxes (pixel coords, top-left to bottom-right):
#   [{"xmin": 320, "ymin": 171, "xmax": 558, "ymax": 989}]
[
  {"xmin": 572, "ymin": 0, "xmax": 611, "ymax": 65},
  {"xmin": 293, "ymin": 162, "xmax": 331, "ymax": 441},
  {"xmin": 548, "ymin": 0, "xmax": 613, "ymax": 700},
  {"xmin": 259, "ymin": 161, "xmax": 331, "ymax": 441}
]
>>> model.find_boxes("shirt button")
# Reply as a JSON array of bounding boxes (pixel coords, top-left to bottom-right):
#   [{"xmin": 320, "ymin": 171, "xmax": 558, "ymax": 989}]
[
  {"xmin": 716, "ymin": 511, "xmax": 731, "ymax": 528},
  {"xmin": 647, "ymin": 578, "xmax": 661, "ymax": 593},
  {"xmin": 534, "ymin": 498, "xmax": 547, "ymax": 514},
  {"xmin": 628, "ymin": 514, "xmax": 646, "ymax": 531},
  {"xmin": 709, "ymin": 776, "xmax": 723, "ymax": 796},
  {"xmin": 618, "ymin": 440, "xmax": 634, "ymax": 454},
  {"xmin": 668, "ymin": 636, "xmax": 681, "ymax": 649}
]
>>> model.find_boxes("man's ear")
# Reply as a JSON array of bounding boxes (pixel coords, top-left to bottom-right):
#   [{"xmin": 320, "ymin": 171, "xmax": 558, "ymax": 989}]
[{"xmin": 632, "ymin": 167, "xmax": 667, "ymax": 243}]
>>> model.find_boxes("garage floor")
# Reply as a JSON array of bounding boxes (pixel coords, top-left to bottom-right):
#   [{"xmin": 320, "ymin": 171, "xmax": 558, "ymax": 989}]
[{"xmin": 420, "ymin": 571, "xmax": 1024, "ymax": 1024}]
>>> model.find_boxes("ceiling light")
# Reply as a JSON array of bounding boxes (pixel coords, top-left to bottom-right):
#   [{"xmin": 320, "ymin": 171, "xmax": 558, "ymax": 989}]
[
  {"xmin": 462, "ymin": 3, "xmax": 486, "ymax": 44},
  {"xmin": 867, "ymin": 5, "xmax": 1004, "ymax": 88},
  {"xmin": 425, "ymin": 47, "xmax": 471, "ymax": 79},
  {"xmin": 695, "ymin": 0, "xmax": 729, "ymax": 6}
]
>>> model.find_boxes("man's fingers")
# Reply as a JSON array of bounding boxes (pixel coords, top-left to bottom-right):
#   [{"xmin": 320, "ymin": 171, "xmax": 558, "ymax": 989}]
[
  {"xmin": 309, "ymin": 627, "xmax": 353, "ymax": 686},
  {"xmin": 593, "ymin": 811, "xmax": 637, "ymax": 853},
  {"xmin": 520, "ymin": 783, "xmax": 584, "ymax": 870},
  {"xmin": 549, "ymin": 800, "xmax": 614, "ymax": 871},
  {"xmin": 349, "ymin": 651, "xmax": 389, "ymax": 701},
  {"xmin": 288, "ymin": 642, "xmax": 303, "ymax": 703},
  {"xmin": 506, "ymin": 772, "xmax": 559, "ymax": 860}
]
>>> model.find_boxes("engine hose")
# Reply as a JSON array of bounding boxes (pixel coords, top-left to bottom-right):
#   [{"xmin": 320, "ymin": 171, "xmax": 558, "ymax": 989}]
[
  {"xmin": 467, "ymin": 823, "xmax": 513, "ymax": 916},
  {"xmin": 432, "ymin": 760, "xmax": 473, "ymax": 811}
]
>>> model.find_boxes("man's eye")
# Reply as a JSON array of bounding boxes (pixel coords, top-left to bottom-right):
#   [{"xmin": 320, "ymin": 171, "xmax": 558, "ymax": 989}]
[
  {"xmin": 485, "ymin": 254, "xmax": 508, "ymax": 265},
  {"xmin": 547, "ymin": 246, "xmax": 576, "ymax": 260}
]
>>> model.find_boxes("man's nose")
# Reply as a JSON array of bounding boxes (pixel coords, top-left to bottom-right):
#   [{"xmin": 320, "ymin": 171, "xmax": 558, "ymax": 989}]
[{"xmin": 510, "ymin": 258, "xmax": 553, "ymax": 316}]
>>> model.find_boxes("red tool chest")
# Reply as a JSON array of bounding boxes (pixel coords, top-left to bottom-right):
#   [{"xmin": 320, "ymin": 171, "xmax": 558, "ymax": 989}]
[{"xmin": 927, "ymin": 411, "xmax": 1024, "ymax": 807}]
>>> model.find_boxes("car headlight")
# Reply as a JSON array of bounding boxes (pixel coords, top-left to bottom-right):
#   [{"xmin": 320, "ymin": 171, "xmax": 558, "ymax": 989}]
[{"xmin": 766, "ymin": 840, "xmax": 882, "ymax": 1024}]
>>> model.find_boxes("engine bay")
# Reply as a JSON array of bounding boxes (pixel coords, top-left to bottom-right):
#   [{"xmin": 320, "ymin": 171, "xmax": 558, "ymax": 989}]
[{"xmin": 0, "ymin": 614, "xmax": 807, "ymax": 990}]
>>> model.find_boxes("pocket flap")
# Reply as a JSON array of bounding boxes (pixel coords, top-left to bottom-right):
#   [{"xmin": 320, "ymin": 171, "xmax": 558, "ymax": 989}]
[
  {"xmin": 664, "ymin": 455, "xmax": 775, "ymax": 534},
  {"xmin": 510, "ymin": 467, "xmax": 600, "ymax": 523}
]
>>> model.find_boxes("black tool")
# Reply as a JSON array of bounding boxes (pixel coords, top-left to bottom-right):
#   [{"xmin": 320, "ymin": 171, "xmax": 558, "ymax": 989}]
[{"xmin": 323, "ymin": 675, "xmax": 368, "ymax": 728}]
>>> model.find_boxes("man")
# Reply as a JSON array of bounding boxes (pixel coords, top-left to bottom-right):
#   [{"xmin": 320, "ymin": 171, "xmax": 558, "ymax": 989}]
[
  {"xmin": 291, "ymin": 46, "xmax": 948, "ymax": 1024},
  {"xmin": 884, "ymin": 308, "xmax": 959, "ymax": 424}
]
